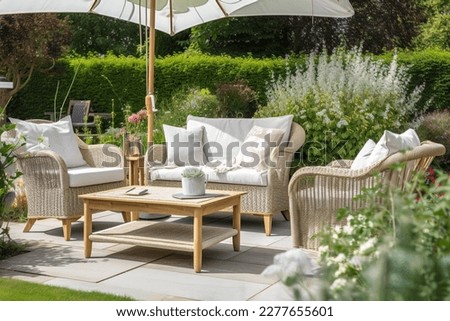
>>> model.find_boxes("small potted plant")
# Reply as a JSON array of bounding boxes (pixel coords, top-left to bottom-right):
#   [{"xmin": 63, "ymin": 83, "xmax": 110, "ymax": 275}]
[{"xmin": 181, "ymin": 167, "xmax": 207, "ymax": 196}]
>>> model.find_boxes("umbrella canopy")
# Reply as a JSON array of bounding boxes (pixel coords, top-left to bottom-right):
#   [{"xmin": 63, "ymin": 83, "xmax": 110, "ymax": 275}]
[{"xmin": 0, "ymin": 0, "xmax": 354, "ymax": 144}]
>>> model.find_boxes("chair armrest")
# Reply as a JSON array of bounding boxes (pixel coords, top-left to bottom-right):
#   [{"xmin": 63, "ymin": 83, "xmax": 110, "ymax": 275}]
[
  {"xmin": 144, "ymin": 144, "xmax": 166, "ymax": 167},
  {"xmin": 266, "ymin": 145, "xmax": 296, "ymax": 186},
  {"xmin": 283, "ymin": 122, "xmax": 306, "ymax": 154},
  {"xmin": 327, "ymin": 159, "xmax": 353, "ymax": 168},
  {"xmin": 144, "ymin": 144, "xmax": 166, "ymax": 182},
  {"xmin": 79, "ymin": 143, "xmax": 124, "ymax": 168},
  {"xmin": 15, "ymin": 150, "xmax": 70, "ymax": 189},
  {"xmin": 290, "ymin": 165, "xmax": 374, "ymax": 182}
]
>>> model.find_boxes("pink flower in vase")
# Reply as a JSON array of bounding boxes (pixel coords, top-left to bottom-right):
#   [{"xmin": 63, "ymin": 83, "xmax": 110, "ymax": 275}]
[
  {"xmin": 137, "ymin": 109, "xmax": 147, "ymax": 120},
  {"xmin": 128, "ymin": 113, "xmax": 140, "ymax": 124}
]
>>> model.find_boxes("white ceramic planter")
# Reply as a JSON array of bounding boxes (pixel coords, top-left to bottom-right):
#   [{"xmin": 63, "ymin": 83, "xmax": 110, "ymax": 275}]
[{"xmin": 182, "ymin": 176, "xmax": 206, "ymax": 196}]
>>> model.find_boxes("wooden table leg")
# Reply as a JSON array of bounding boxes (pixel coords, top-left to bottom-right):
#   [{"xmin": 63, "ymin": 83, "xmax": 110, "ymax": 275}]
[
  {"xmin": 83, "ymin": 201, "xmax": 93, "ymax": 258},
  {"xmin": 139, "ymin": 156, "xmax": 145, "ymax": 185},
  {"xmin": 130, "ymin": 211, "xmax": 139, "ymax": 221},
  {"xmin": 121, "ymin": 211, "xmax": 131, "ymax": 222},
  {"xmin": 232, "ymin": 198, "xmax": 241, "ymax": 252},
  {"xmin": 193, "ymin": 209, "xmax": 203, "ymax": 273}
]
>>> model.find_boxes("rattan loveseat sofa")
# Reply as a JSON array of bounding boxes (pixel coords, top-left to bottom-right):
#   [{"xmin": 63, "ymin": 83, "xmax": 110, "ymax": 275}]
[{"xmin": 144, "ymin": 115, "xmax": 306, "ymax": 235}]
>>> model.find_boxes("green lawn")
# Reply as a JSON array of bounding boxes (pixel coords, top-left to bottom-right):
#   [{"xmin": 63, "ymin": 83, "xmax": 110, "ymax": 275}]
[{"xmin": 0, "ymin": 278, "xmax": 134, "ymax": 301}]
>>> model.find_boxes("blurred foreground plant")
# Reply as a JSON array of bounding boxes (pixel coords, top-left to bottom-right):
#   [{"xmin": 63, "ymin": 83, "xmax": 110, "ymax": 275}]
[
  {"xmin": 264, "ymin": 168, "xmax": 450, "ymax": 300},
  {"xmin": 0, "ymin": 106, "xmax": 26, "ymax": 259}
]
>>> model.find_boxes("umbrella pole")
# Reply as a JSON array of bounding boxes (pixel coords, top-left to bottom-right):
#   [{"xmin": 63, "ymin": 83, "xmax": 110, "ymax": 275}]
[{"xmin": 146, "ymin": 0, "xmax": 156, "ymax": 147}]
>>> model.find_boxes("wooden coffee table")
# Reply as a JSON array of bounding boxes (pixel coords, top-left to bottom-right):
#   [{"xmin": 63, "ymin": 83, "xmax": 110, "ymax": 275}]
[{"xmin": 79, "ymin": 186, "xmax": 246, "ymax": 272}]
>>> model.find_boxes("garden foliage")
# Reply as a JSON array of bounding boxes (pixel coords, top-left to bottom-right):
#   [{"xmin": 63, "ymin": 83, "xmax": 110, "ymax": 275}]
[
  {"xmin": 0, "ymin": 107, "xmax": 25, "ymax": 259},
  {"xmin": 6, "ymin": 50, "xmax": 450, "ymax": 133},
  {"xmin": 153, "ymin": 88, "xmax": 220, "ymax": 143},
  {"xmin": 256, "ymin": 48, "xmax": 424, "ymax": 165},
  {"xmin": 416, "ymin": 109, "xmax": 450, "ymax": 171},
  {"xmin": 265, "ymin": 169, "xmax": 450, "ymax": 300}
]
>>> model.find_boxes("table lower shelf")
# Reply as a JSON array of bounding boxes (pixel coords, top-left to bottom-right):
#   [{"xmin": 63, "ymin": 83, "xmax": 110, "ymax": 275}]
[{"xmin": 89, "ymin": 221, "xmax": 238, "ymax": 252}]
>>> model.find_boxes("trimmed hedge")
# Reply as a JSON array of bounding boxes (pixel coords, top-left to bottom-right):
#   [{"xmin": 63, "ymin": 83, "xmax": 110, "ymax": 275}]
[
  {"xmin": 8, "ymin": 56, "xmax": 147, "ymax": 124},
  {"xmin": 7, "ymin": 54, "xmax": 297, "ymax": 123},
  {"xmin": 7, "ymin": 50, "xmax": 450, "ymax": 123},
  {"xmin": 387, "ymin": 49, "xmax": 450, "ymax": 113}
]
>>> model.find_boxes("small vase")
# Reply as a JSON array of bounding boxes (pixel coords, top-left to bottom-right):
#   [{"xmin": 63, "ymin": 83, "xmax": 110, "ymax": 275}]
[{"xmin": 123, "ymin": 133, "xmax": 143, "ymax": 156}]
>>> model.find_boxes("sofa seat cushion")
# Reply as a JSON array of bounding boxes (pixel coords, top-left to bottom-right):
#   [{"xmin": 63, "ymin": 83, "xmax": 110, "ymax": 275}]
[
  {"xmin": 68, "ymin": 166, "xmax": 125, "ymax": 187},
  {"xmin": 150, "ymin": 166, "xmax": 268, "ymax": 186},
  {"xmin": 186, "ymin": 115, "xmax": 293, "ymax": 165}
]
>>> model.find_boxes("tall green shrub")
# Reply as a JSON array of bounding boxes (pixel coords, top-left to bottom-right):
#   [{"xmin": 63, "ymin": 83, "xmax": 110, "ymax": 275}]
[
  {"xmin": 416, "ymin": 110, "xmax": 450, "ymax": 171},
  {"xmin": 256, "ymin": 48, "xmax": 425, "ymax": 165}
]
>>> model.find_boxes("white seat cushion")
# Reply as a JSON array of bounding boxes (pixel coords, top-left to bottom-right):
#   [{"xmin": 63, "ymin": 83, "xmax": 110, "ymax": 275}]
[
  {"xmin": 10, "ymin": 116, "xmax": 87, "ymax": 168},
  {"xmin": 68, "ymin": 166, "xmax": 125, "ymax": 187},
  {"xmin": 151, "ymin": 166, "xmax": 268, "ymax": 186}
]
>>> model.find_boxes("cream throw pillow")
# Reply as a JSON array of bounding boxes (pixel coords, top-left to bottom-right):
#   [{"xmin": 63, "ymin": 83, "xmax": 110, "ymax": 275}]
[
  {"xmin": 351, "ymin": 129, "xmax": 420, "ymax": 170},
  {"xmin": 350, "ymin": 139, "xmax": 376, "ymax": 170},
  {"xmin": 163, "ymin": 124, "xmax": 205, "ymax": 166},
  {"xmin": 10, "ymin": 116, "xmax": 87, "ymax": 168},
  {"xmin": 235, "ymin": 126, "xmax": 285, "ymax": 171}
]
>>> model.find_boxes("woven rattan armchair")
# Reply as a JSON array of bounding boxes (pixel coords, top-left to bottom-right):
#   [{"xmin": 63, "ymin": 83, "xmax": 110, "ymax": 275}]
[
  {"xmin": 288, "ymin": 141, "xmax": 446, "ymax": 250},
  {"xmin": 6, "ymin": 120, "xmax": 126, "ymax": 240}
]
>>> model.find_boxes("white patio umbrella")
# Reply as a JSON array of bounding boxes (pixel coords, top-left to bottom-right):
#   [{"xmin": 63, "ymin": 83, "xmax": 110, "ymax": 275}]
[{"xmin": 0, "ymin": 0, "xmax": 354, "ymax": 144}]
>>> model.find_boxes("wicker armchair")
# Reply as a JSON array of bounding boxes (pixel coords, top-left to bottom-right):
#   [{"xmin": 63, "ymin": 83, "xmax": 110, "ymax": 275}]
[
  {"xmin": 145, "ymin": 122, "xmax": 306, "ymax": 236},
  {"xmin": 288, "ymin": 141, "xmax": 446, "ymax": 250},
  {"xmin": 5, "ymin": 120, "xmax": 126, "ymax": 240}
]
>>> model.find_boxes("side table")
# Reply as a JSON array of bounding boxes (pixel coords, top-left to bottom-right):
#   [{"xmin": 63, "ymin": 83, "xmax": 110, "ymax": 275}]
[
  {"xmin": 126, "ymin": 155, "xmax": 145, "ymax": 186},
  {"xmin": 126, "ymin": 155, "xmax": 170, "ymax": 220}
]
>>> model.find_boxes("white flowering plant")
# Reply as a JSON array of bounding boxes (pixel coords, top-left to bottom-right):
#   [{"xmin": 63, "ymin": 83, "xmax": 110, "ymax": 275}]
[
  {"xmin": 256, "ymin": 47, "xmax": 425, "ymax": 165},
  {"xmin": 264, "ymin": 168, "xmax": 450, "ymax": 300}
]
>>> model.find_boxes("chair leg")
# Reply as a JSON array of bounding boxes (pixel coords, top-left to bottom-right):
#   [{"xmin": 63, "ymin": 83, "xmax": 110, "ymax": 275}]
[
  {"xmin": 60, "ymin": 217, "xmax": 80, "ymax": 241},
  {"xmin": 263, "ymin": 215, "xmax": 272, "ymax": 236},
  {"xmin": 281, "ymin": 210, "xmax": 290, "ymax": 221},
  {"xmin": 23, "ymin": 219, "xmax": 37, "ymax": 232},
  {"xmin": 61, "ymin": 219, "xmax": 73, "ymax": 241}
]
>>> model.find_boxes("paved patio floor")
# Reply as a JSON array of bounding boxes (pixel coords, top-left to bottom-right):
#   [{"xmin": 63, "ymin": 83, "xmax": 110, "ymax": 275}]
[{"xmin": 0, "ymin": 211, "xmax": 316, "ymax": 301}]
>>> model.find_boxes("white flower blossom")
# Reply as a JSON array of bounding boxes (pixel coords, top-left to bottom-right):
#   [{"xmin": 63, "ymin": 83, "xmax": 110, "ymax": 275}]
[
  {"xmin": 358, "ymin": 237, "xmax": 377, "ymax": 255},
  {"xmin": 334, "ymin": 253, "xmax": 346, "ymax": 263},
  {"xmin": 334, "ymin": 263, "xmax": 348, "ymax": 277},
  {"xmin": 336, "ymin": 119, "xmax": 349, "ymax": 128},
  {"xmin": 343, "ymin": 224, "xmax": 353, "ymax": 234},
  {"xmin": 330, "ymin": 278, "xmax": 347, "ymax": 292},
  {"xmin": 262, "ymin": 249, "xmax": 320, "ymax": 282}
]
